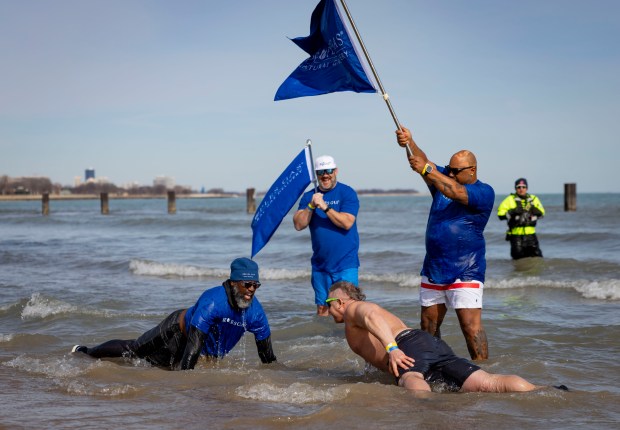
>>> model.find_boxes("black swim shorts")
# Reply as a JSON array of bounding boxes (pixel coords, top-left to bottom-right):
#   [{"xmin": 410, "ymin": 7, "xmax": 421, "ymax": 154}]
[{"xmin": 395, "ymin": 329, "xmax": 480, "ymax": 390}]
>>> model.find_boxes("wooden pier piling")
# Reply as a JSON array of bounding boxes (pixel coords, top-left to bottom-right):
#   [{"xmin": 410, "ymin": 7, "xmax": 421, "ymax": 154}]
[
  {"xmin": 564, "ymin": 183, "xmax": 577, "ymax": 211},
  {"xmin": 246, "ymin": 188, "xmax": 256, "ymax": 214},
  {"xmin": 100, "ymin": 192, "xmax": 109, "ymax": 214},
  {"xmin": 42, "ymin": 193, "xmax": 49, "ymax": 216},
  {"xmin": 167, "ymin": 191, "xmax": 176, "ymax": 214}
]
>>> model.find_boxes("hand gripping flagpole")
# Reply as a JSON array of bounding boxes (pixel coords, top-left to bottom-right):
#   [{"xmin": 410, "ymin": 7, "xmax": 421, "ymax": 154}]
[
  {"xmin": 306, "ymin": 139, "xmax": 319, "ymax": 193},
  {"xmin": 337, "ymin": 0, "xmax": 413, "ymax": 157}
]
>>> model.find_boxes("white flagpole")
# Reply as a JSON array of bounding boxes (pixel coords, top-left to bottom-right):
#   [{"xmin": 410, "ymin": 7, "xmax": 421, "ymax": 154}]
[
  {"xmin": 337, "ymin": 0, "xmax": 413, "ymax": 157},
  {"xmin": 306, "ymin": 139, "xmax": 319, "ymax": 193}
]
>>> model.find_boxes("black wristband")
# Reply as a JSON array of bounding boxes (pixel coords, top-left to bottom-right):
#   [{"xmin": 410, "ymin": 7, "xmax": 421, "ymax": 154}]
[{"xmin": 324, "ymin": 206, "xmax": 331, "ymax": 213}]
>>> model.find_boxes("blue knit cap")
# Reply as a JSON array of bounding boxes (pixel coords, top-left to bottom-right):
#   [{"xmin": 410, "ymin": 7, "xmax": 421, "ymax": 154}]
[{"xmin": 230, "ymin": 258, "xmax": 259, "ymax": 282}]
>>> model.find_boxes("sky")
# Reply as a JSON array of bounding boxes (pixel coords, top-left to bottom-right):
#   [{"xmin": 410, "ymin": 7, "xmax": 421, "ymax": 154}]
[{"xmin": 1, "ymin": 0, "xmax": 618, "ymax": 194}]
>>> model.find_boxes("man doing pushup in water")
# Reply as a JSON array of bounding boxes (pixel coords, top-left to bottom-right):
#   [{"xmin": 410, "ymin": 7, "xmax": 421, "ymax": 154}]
[
  {"xmin": 327, "ymin": 281, "xmax": 567, "ymax": 393},
  {"xmin": 71, "ymin": 258, "xmax": 276, "ymax": 370}
]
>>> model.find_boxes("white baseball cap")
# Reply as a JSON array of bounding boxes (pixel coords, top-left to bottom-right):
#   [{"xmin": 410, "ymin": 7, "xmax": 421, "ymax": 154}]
[{"xmin": 315, "ymin": 155, "xmax": 337, "ymax": 170}]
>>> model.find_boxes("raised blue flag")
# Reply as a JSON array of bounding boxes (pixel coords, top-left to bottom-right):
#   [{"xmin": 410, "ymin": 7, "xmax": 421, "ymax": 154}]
[
  {"xmin": 251, "ymin": 147, "xmax": 314, "ymax": 257},
  {"xmin": 274, "ymin": 0, "xmax": 377, "ymax": 101}
]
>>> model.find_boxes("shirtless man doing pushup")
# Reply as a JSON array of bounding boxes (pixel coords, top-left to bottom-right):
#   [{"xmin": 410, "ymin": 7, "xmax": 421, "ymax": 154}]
[{"xmin": 327, "ymin": 281, "xmax": 565, "ymax": 393}]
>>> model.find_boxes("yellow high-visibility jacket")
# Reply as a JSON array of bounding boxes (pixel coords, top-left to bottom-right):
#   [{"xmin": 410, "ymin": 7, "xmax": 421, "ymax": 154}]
[{"xmin": 497, "ymin": 193, "xmax": 545, "ymax": 236}]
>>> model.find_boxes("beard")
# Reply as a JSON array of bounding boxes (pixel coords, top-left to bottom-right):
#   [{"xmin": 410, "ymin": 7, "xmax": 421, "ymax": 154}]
[{"xmin": 232, "ymin": 284, "xmax": 252, "ymax": 309}]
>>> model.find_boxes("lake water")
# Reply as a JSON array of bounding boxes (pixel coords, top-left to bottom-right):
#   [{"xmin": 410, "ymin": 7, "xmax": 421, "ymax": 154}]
[{"xmin": 1, "ymin": 193, "xmax": 618, "ymax": 429}]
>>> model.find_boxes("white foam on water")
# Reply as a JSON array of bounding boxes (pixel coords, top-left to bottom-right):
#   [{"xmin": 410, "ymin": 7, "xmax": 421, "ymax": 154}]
[
  {"xmin": 129, "ymin": 258, "xmax": 310, "ymax": 280},
  {"xmin": 64, "ymin": 380, "xmax": 138, "ymax": 397},
  {"xmin": 576, "ymin": 279, "xmax": 620, "ymax": 300},
  {"xmin": 236, "ymin": 382, "xmax": 348, "ymax": 404},
  {"xmin": 21, "ymin": 292, "xmax": 79, "ymax": 319},
  {"xmin": 0, "ymin": 333, "xmax": 14, "ymax": 342},
  {"xmin": 130, "ymin": 258, "xmax": 421, "ymax": 286},
  {"xmin": 260, "ymin": 267, "xmax": 309, "ymax": 280},
  {"xmin": 4, "ymin": 354, "xmax": 88, "ymax": 378},
  {"xmin": 0, "ymin": 301, "xmax": 19, "ymax": 312},
  {"xmin": 4, "ymin": 354, "xmax": 138, "ymax": 397},
  {"xmin": 129, "ymin": 259, "xmax": 227, "ymax": 278},
  {"xmin": 128, "ymin": 259, "xmax": 620, "ymax": 301},
  {"xmin": 361, "ymin": 272, "xmax": 420, "ymax": 288},
  {"xmin": 489, "ymin": 277, "xmax": 620, "ymax": 300},
  {"xmin": 491, "ymin": 276, "xmax": 539, "ymax": 289},
  {"xmin": 20, "ymin": 292, "xmax": 115, "ymax": 320}
]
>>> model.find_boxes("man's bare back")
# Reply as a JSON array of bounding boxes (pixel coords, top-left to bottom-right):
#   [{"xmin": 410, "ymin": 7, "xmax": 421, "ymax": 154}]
[
  {"xmin": 327, "ymin": 281, "xmax": 541, "ymax": 393},
  {"xmin": 344, "ymin": 303, "xmax": 410, "ymax": 373}
]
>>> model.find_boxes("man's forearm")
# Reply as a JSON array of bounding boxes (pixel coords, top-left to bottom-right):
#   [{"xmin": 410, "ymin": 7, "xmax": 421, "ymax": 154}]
[
  {"xmin": 293, "ymin": 209, "xmax": 311, "ymax": 231},
  {"xmin": 179, "ymin": 326, "xmax": 206, "ymax": 370},
  {"xmin": 256, "ymin": 336, "xmax": 277, "ymax": 363},
  {"xmin": 324, "ymin": 209, "xmax": 355, "ymax": 230}
]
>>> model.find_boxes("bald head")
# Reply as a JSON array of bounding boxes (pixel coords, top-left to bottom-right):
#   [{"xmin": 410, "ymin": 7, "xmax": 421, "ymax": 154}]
[
  {"xmin": 452, "ymin": 150, "xmax": 477, "ymax": 166},
  {"xmin": 448, "ymin": 150, "xmax": 478, "ymax": 184}
]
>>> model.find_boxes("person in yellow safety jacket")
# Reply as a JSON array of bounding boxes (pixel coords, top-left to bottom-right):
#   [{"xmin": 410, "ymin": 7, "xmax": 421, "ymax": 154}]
[{"xmin": 497, "ymin": 178, "xmax": 545, "ymax": 260}]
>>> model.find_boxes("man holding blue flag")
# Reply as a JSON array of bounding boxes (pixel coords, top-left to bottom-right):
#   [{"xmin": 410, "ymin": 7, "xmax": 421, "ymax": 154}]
[
  {"xmin": 293, "ymin": 155, "xmax": 360, "ymax": 316},
  {"xmin": 275, "ymin": 0, "xmax": 376, "ymax": 101},
  {"xmin": 251, "ymin": 147, "xmax": 314, "ymax": 258}
]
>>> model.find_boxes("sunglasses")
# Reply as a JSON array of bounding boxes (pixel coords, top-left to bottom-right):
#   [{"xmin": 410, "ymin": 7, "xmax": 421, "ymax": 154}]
[
  {"xmin": 444, "ymin": 165, "xmax": 475, "ymax": 175},
  {"xmin": 240, "ymin": 281, "xmax": 261, "ymax": 289},
  {"xmin": 516, "ymin": 185, "xmax": 527, "ymax": 189},
  {"xmin": 325, "ymin": 297, "xmax": 340, "ymax": 306},
  {"xmin": 316, "ymin": 169, "xmax": 335, "ymax": 176}
]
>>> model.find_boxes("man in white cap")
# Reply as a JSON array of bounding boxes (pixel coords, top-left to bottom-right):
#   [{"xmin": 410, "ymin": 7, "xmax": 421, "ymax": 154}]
[
  {"xmin": 71, "ymin": 257, "xmax": 276, "ymax": 369},
  {"xmin": 293, "ymin": 155, "xmax": 360, "ymax": 316}
]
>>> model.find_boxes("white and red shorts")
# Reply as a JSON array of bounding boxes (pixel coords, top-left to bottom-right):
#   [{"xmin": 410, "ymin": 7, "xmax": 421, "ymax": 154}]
[{"xmin": 419, "ymin": 276, "xmax": 483, "ymax": 309}]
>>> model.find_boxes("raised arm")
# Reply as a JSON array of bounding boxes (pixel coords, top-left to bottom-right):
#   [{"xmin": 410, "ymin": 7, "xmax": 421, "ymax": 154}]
[
  {"xmin": 396, "ymin": 126, "xmax": 472, "ymax": 205},
  {"xmin": 395, "ymin": 126, "xmax": 438, "ymax": 187},
  {"xmin": 395, "ymin": 126, "xmax": 428, "ymax": 160}
]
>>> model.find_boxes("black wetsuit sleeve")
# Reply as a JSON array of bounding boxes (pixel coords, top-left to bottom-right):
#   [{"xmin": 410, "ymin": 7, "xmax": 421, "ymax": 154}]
[
  {"xmin": 179, "ymin": 325, "xmax": 206, "ymax": 370},
  {"xmin": 255, "ymin": 335, "xmax": 277, "ymax": 364}
]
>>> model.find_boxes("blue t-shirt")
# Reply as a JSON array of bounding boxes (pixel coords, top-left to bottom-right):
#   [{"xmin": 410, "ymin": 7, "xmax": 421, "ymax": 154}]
[
  {"xmin": 183, "ymin": 285, "xmax": 271, "ymax": 358},
  {"xmin": 298, "ymin": 182, "xmax": 360, "ymax": 272},
  {"xmin": 422, "ymin": 167, "xmax": 495, "ymax": 284}
]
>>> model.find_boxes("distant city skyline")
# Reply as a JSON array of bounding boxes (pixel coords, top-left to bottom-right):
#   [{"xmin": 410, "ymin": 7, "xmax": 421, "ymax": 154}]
[
  {"xmin": 1, "ymin": 1, "xmax": 618, "ymax": 193},
  {"xmin": 3, "ymin": 170, "xmax": 181, "ymax": 191}
]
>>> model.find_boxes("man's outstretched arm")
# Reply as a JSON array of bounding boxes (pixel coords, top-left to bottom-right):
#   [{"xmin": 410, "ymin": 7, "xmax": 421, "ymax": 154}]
[
  {"xmin": 255, "ymin": 335, "xmax": 277, "ymax": 363},
  {"xmin": 346, "ymin": 302, "xmax": 414, "ymax": 376},
  {"xmin": 178, "ymin": 325, "xmax": 206, "ymax": 370}
]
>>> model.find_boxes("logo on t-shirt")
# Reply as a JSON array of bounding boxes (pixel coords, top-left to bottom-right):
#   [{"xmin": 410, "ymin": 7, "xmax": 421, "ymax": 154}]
[{"xmin": 222, "ymin": 317, "xmax": 245, "ymax": 328}]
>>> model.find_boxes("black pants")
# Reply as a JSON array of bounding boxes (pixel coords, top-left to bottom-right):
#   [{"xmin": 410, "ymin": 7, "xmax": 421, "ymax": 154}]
[
  {"xmin": 509, "ymin": 234, "xmax": 543, "ymax": 260},
  {"xmin": 84, "ymin": 309, "xmax": 187, "ymax": 370}
]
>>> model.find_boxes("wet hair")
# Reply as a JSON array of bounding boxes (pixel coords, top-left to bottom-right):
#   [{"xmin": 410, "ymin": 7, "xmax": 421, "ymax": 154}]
[{"xmin": 329, "ymin": 281, "xmax": 366, "ymax": 301}]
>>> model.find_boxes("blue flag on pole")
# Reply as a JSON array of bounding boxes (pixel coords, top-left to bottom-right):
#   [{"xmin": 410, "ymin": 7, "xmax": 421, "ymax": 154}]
[
  {"xmin": 274, "ymin": 0, "xmax": 377, "ymax": 101},
  {"xmin": 251, "ymin": 147, "xmax": 314, "ymax": 258}
]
